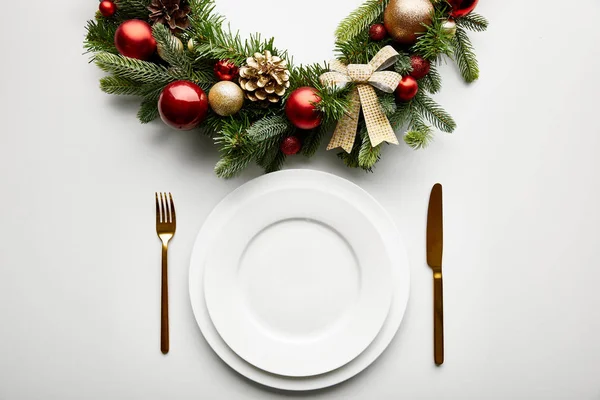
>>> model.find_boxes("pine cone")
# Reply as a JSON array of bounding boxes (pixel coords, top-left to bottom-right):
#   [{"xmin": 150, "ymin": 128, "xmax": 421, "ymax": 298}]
[
  {"xmin": 148, "ymin": 0, "xmax": 191, "ymax": 31},
  {"xmin": 239, "ymin": 51, "xmax": 290, "ymax": 103}
]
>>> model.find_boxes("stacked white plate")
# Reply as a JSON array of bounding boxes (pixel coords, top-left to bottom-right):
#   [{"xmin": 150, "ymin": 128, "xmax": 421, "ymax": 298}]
[{"xmin": 189, "ymin": 170, "xmax": 410, "ymax": 390}]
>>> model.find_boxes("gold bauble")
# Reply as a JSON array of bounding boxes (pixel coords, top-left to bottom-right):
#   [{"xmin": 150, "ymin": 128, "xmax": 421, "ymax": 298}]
[
  {"xmin": 157, "ymin": 35, "xmax": 184, "ymax": 59},
  {"xmin": 208, "ymin": 81, "xmax": 245, "ymax": 116},
  {"xmin": 384, "ymin": 0, "xmax": 434, "ymax": 45},
  {"xmin": 187, "ymin": 38, "xmax": 195, "ymax": 52}
]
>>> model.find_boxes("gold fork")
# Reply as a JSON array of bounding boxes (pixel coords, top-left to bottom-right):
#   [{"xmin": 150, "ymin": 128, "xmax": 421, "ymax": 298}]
[{"xmin": 155, "ymin": 192, "xmax": 176, "ymax": 354}]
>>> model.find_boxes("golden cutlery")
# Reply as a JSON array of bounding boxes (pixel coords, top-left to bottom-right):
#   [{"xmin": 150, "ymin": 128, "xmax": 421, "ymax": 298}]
[
  {"xmin": 155, "ymin": 192, "xmax": 176, "ymax": 354},
  {"xmin": 426, "ymin": 183, "xmax": 444, "ymax": 365}
]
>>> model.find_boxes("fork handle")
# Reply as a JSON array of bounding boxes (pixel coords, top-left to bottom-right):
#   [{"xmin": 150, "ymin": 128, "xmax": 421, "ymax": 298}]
[
  {"xmin": 161, "ymin": 242, "xmax": 169, "ymax": 354},
  {"xmin": 433, "ymin": 271, "xmax": 444, "ymax": 365}
]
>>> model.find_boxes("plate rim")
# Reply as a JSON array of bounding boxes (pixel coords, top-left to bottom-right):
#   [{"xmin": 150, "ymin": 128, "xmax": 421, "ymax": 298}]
[
  {"xmin": 189, "ymin": 169, "xmax": 410, "ymax": 391},
  {"xmin": 203, "ymin": 185, "xmax": 394, "ymax": 377}
]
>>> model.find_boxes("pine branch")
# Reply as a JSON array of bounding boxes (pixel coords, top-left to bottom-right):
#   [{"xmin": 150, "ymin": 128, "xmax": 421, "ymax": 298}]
[
  {"xmin": 215, "ymin": 154, "xmax": 253, "ymax": 179},
  {"xmin": 193, "ymin": 25, "xmax": 285, "ymax": 66},
  {"xmin": 302, "ymin": 123, "xmax": 329, "ymax": 157},
  {"xmin": 84, "ymin": 18, "xmax": 119, "ymax": 55},
  {"xmin": 191, "ymin": 59, "xmax": 219, "ymax": 86},
  {"xmin": 411, "ymin": 5, "xmax": 454, "ymax": 61},
  {"xmin": 100, "ymin": 77, "xmax": 164, "ymax": 96},
  {"xmin": 404, "ymin": 129, "xmax": 433, "ymax": 149},
  {"xmin": 335, "ymin": 0, "xmax": 390, "ymax": 42},
  {"xmin": 153, "ymin": 24, "xmax": 192, "ymax": 68},
  {"xmin": 336, "ymin": 31, "xmax": 389, "ymax": 65},
  {"xmin": 187, "ymin": 0, "xmax": 226, "ymax": 44},
  {"xmin": 418, "ymin": 63, "xmax": 441, "ymax": 94},
  {"xmin": 246, "ymin": 115, "xmax": 291, "ymax": 141},
  {"xmin": 316, "ymin": 87, "xmax": 352, "ymax": 126},
  {"xmin": 188, "ymin": 0, "xmax": 221, "ymax": 22},
  {"xmin": 337, "ymin": 143, "xmax": 361, "ymax": 169},
  {"xmin": 137, "ymin": 85, "xmax": 167, "ymax": 123},
  {"xmin": 338, "ymin": 125, "xmax": 364, "ymax": 168},
  {"xmin": 215, "ymin": 117, "xmax": 292, "ymax": 178},
  {"xmin": 138, "ymin": 97, "xmax": 160, "ymax": 123},
  {"xmin": 100, "ymin": 76, "xmax": 143, "ymax": 95},
  {"xmin": 288, "ymin": 63, "xmax": 328, "ymax": 90},
  {"xmin": 404, "ymin": 115, "xmax": 433, "ymax": 149},
  {"xmin": 394, "ymin": 52, "xmax": 413, "ymax": 76},
  {"xmin": 95, "ymin": 52, "xmax": 174, "ymax": 84},
  {"xmin": 378, "ymin": 92, "xmax": 397, "ymax": 117},
  {"xmin": 389, "ymin": 101, "xmax": 411, "ymax": 130},
  {"xmin": 256, "ymin": 136, "xmax": 281, "ymax": 168},
  {"xmin": 214, "ymin": 117, "xmax": 252, "ymax": 151},
  {"xmin": 412, "ymin": 92, "xmax": 456, "ymax": 133},
  {"xmin": 214, "ymin": 117, "xmax": 257, "ymax": 178},
  {"xmin": 114, "ymin": 0, "xmax": 152, "ymax": 20},
  {"xmin": 139, "ymin": 82, "xmax": 170, "ymax": 97},
  {"xmin": 453, "ymin": 26, "xmax": 479, "ymax": 83},
  {"xmin": 153, "ymin": 24, "xmax": 214, "ymax": 87},
  {"xmin": 202, "ymin": 113, "xmax": 226, "ymax": 135},
  {"xmin": 189, "ymin": 24, "xmax": 241, "ymax": 63},
  {"xmin": 358, "ymin": 130, "xmax": 382, "ymax": 171},
  {"xmin": 264, "ymin": 151, "xmax": 286, "ymax": 174},
  {"xmin": 455, "ymin": 13, "xmax": 489, "ymax": 32}
]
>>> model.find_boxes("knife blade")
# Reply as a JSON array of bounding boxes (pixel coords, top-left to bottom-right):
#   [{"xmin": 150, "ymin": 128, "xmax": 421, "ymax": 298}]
[{"xmin": 427, "ymin": 183, "xmax": 444, "ymax": 365}]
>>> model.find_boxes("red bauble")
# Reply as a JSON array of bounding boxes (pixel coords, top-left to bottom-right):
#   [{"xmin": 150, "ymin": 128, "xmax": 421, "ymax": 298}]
[
  {"xmin": 214, "ymin": 60, "xmax": 239, "ymax": 81},
  {"xmin": 99, "ymin": 0, "xmax": 116, "ymax": 17},
  {"xmin": 114, "ymin": 20, "xmax": 157, "ymax": 60},
  {"xmin": 396, "ymin": 76, "xmax": 419, "ymax": 102},
  {"xmin": 448, "ymin": 0, "xmax": 479, "ymax": 18},
  {"xmin": 280, "ymin": 136, "xmax": 302, "ymax": 156},
  {"xmin": 285, "ymin": 87, "xmax": 322, "ymax": 130},
  {"xmin": 158, "ymin": 81, "xmax": 209, "ymax": 130},
  {"xmin": 409, "ymin": 55, "xmax": 431, "ymax": 80},
  {"xmin": 369, "ymin": 24, "xmax": 388, "ymax": 41}
]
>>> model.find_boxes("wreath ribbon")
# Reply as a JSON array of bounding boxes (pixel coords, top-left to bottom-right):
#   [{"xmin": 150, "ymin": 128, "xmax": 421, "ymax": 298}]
[{"xmin": 320, "ymin": 46, "xmax": 402, "ymax": 153}]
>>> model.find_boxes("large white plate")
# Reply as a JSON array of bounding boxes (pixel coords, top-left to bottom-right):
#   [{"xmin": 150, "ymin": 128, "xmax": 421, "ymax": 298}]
[
  {"xmin": 189, "ymin": 170, "xmax": 410, "ymax": 390},
  {"xmin": 204, "ymin": 185, "xmax": 393, "ymax": 377}
]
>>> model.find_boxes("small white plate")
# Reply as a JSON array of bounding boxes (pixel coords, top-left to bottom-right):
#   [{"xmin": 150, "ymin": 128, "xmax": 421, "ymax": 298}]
[
  {"xmin": 204, "ymin": 185, "xmax": 393, "ymax": 377},
  {"xmin": 190, "ymin": 170, "xmax": 410, "ymax": 390}
]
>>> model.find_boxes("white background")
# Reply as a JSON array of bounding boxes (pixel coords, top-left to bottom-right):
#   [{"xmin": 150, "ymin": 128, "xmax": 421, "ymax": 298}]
[{"xmin": 1, "ymin": 0, "xmax": 599, "ymax": 398}]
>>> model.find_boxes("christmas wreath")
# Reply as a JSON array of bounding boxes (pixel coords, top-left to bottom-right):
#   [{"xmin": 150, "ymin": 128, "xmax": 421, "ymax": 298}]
[{"xmin": 85, "ymin": 0, "xmax": 488, "ymax": 178}]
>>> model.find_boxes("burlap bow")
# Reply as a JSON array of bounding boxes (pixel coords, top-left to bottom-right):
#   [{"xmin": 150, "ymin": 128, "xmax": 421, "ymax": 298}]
[{"xmin": 320, "ymin": 46, "xmax": 402, "ymax": 153}]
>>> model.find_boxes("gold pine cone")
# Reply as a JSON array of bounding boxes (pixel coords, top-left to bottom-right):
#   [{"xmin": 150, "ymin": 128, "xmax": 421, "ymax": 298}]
[{"xmin": 239, "ymin": 50, "xmax": 290, "ymax": 103}]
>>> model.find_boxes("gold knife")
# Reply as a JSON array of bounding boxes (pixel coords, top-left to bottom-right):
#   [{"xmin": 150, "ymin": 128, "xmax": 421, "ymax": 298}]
[{"xmin": 427, "ymin": 183, "xmax": 444, "ymax": 365}]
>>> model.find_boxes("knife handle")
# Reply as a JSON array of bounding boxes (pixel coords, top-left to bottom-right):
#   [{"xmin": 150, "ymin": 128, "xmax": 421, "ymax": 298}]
[{"xmin": 433, "ymin": 272, "xmax": 444, "ymax": 365}]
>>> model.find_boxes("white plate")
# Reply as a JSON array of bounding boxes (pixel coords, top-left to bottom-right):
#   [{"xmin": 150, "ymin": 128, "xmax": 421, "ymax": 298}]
[
  {"xmin": 204, "ymin": 185, "xmax": 393, "ymax": 377},
  {"xmin": 189, "ymin": 170, "xmax": 410, "ymax": 390}
]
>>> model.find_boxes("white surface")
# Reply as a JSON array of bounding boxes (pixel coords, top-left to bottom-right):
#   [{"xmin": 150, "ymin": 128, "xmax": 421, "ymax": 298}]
[
  {"xmin": 190, "ymin": 170, "xmax": 409, "ymax": 389},
  {"xmin": 202, "ymin": 171, "xmax": 395, "ymax": 378},
  {"xmin": 1, "ymin": 0, "xmax": 600, "ymax": 398}
]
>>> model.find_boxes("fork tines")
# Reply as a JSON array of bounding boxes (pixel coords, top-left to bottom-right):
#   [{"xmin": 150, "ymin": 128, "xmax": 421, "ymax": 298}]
[{"xmin": 155, "ymin": 192, "xmax": 176, "ymax": 226}]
